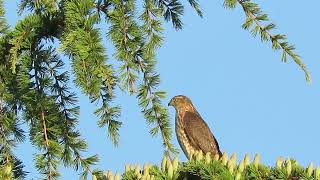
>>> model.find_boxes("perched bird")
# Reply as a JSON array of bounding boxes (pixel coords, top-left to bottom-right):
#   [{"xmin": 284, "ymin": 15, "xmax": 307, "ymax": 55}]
[{"xmin": 168, "ymin": 95, "xmax": 222, "ymax": 159}]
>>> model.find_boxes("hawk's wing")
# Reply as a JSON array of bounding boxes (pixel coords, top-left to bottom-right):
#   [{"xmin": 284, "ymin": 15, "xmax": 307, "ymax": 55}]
[{"xmin": 183, "ymin": 111, "xmax": 221, "ymax": 156}]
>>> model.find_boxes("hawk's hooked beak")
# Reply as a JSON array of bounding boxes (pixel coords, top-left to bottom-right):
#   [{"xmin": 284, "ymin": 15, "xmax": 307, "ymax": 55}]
[{"xmin": 168, "ymin": 99, "xmax": 173, "ymax": 106}]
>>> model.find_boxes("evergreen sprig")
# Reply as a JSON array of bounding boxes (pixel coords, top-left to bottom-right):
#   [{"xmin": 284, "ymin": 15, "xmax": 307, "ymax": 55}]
[
  {"xmin": 156, "ymin": 0, "xmax": 184, "ymax": 29},
  {"xmin": 61, "ymin": 0, "xmax": 122, "ymax": 146},
  {"xmin": 224, "ymin": 0, "xmax": 310, "ymax": 81},
  {"xmin": 1, "ymin": 4, "xmax": 97, "ymax": 177},
  {"xmin": 138, "ymin": 0, "xmax": 176, "ymax": 155},
  {"xmin": 44, "ymin": 47, "xmax": 99, "ymax": 179}
]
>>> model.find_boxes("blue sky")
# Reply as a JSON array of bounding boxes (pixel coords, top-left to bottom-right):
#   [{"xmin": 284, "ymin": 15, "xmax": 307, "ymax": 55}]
[{"xmin": 5, "ymin": 0, "xmax": 320, "ymax": 179}]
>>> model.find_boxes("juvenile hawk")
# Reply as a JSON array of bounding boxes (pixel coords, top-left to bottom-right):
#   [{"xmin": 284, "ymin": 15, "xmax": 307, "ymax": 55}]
[{"xmin": 168, "ymin": 95, "xmax": 222, "ymax": 159}]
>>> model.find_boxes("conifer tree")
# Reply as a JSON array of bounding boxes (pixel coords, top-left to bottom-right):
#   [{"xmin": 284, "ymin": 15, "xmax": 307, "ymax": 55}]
[{"xmin": 0, "ymin": 0, "xmax": 309, "ymax": 179}]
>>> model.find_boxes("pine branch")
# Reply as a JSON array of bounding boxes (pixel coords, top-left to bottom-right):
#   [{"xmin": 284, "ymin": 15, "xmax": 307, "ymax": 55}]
[
  {"xmin": 94, "ymin": 83, "xmax": 122, "ymax": 146},
  {"xmin": 33, "ymin": 71, "xmax": 58, "ymax": 180},
  {"xmin": 224, "ymin": 0, "xmax": 310, "ymax": 82},
  {"xmin": 137, "ymin": 62, "xmax": 177, "ymax": 155},
  {"xmin": 62, "ymin": 0, "xmax": 122, "ymax": 146},
  {"xmin": 45, "ymin": 47, "xmax": 98, "ymax": 171},
  {"xmin": 8, "ymin": 14, "xmax": 42, "ymax": 73},
  {"xmin": 107, "ymin": 0, "xmax": 141, "ymax": 94},
  {"xmin": 21, "ymin": 46, "xmax": 64, "ymax": 179},
  {"xmin": 136, "ymin": 0, "xmax": 177, "ymax": 155},
  {"xmin": 155, "ymin": 0, "xmax": 184, "ymax": 29},
  {"xmin": 187, "ymin": 0, "xmax": 203, "ymax": 17}
]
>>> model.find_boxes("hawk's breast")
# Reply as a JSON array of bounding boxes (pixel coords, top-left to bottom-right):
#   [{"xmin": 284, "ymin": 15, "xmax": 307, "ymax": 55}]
[{"xmin": 175, "ymin": 112, "xmax": 197, "ymax": 159}]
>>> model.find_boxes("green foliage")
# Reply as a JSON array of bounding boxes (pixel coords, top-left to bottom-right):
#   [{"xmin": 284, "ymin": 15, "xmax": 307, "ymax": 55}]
[
  {"xmin": 98, "ymin": 152, "xmax": 320, "ymax": 180},
  {"xmin": 0, "ymin": 0, "xmax": 311, "ymax": 179},
  {"xmin": 0, "ymin": 0, "xmax": 195, "ymax": 178},
  {"xmin": 224, "ymin": 0, "xmax": 310, "ymax": 82}
]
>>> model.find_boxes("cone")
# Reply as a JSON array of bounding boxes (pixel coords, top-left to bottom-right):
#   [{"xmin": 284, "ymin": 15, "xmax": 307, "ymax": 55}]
[
  {"xmin": 221, "ymin": 152, "xmax": 228, "ymax": 166},
  {"xmin": 125, "ymin": 164, "xmax": 130, "ymax": 172},
  {"xmin": 129, "ymin": 164, "xmax": 134, "ymax": 171},
  {"xmin": 161, "ymin": 156, "xmax": 167, "ymax": 172},
  {"xmin": 315, "ymin": 167, "xmax": 320, "ymax": 179},
  {"xmin": 105, "ymin": 171, "xmax": 113, "ymax": 180},
  {"xmin": 230, "ymin": 153, "xmax": 237, "ymax": 163},
  {"xmin": 307, "ymin": 162, "xmax": 313, "ymax": 178},
  {"xmin": 167, "ymin": 161, "xmax": 174, "ymax": 178},
  {"xmin": 205, "ymin": 152, "xmax": 211, "ymax": 164},
  {"xmin": 227, "ymin": 159, "xmax": 235, "ymax": 174},
  {"xmin": 253, "ymin": 153, "xmax": 260, "ymax": 168},
  {"xmin": 114, "ymin": 172, "xmax": 121, "ymax": 180},
  {"xmin": 286, "ymin": 160, "xmax": 292, "ymax": 175},
  {"xmin": 214, "ymin": 154, "xmax": 220, "ymax": 161},
  {"xmin": 143, "ymin": 163, "xmax": 150, "ymax": 176},
  {"xmin": 244, "ymin": 154, "xmax": 250, "ymax": 166},
  {"xmin": 238, "ymin": 160, "xmax": 245, "ymax": 173},
  {"xmin": 196, "ymin": 150, "xmax": 203, "ymax": 162},
  {"xmin": 228, "ymin": 164, "xmax": 235, "ymax": 174},
  {"xmin": 135, "ymin": 164, "xmax": 141, "ymax": 175},
  {"xmin": 276, "ymin": 157, "xmax": 283, "ymax": 169},
  {"xmin": 172, "ymin": 157, "xmax": 179, "ymax": 171},
  {"xmin": 166, "ymin": 158, "xmax": 172, "ymax": 171}
]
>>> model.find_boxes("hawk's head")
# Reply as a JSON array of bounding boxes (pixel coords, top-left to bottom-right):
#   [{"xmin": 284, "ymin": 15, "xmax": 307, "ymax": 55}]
[{"xmin": 168, "ymin": 95, "xmax": 194, "ymax": 111}]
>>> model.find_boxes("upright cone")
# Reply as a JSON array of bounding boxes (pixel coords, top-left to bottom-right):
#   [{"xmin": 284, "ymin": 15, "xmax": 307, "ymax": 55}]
[
  {"xmin": 244, "ymin": 154, "xmax": 250, "ymax": 166},
  {"xmin": 253, "ymin": 153, "xmax": 260, "ymax": 168},
  {"xmin": 167, "ymin": 161, "xmax": 173, "ymax": 179},
  {"xmin": 286, "ymin": 160, "xmax": 292, "ymax": 176},
  {"xmin": 161, "ymin": 156, "xmax": 167, "ymax": 172},
  {"xmin": 276, "ymin": 157, "xmax": 283, "ymax": 169},
  {"xmin": 221, "ymin": 152, "xmax": 228, "ymax": 166},
  {"xmin": 114, "ymin": 172, "xmax": 121, "ymax": 180},
  {"xmin": 315, "ymin": 167, "xmax": 320, "ymax": 179},
  {"xmin": 135, "ymin": 164, "xmax": 141, "ymax": 175},
  {"xmin": 214, "ymin": 154, "xmax": 220, "ymax": 161},
  {"xmin": 172, "ymin": 157, "xmax": 179, "ymax": 171},
  {"xmin": 143, "ymin": 163, "xmax": 150, "ymax": 176},
  {"xmin": 205, "ymin": 152, "xmax": 211, "ymax": 164},
  {"xmin": 307, "ymin": 162, "xmax": 313, "ymax": 178},
  {"xmin": 238, "ymin": 160, "xmax": 245, "ymax": 173}
]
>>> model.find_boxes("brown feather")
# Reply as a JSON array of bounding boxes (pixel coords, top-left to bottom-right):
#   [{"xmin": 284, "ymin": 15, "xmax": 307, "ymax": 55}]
[{"xmin": 182, "ymin": 111, "xmax": 222, "ymax": 157}]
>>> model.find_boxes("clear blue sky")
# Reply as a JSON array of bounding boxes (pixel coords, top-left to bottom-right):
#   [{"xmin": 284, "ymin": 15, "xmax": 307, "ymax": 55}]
[{"xmin": 5, "ymin": 0, "xmax": 320, "ymax": 179}]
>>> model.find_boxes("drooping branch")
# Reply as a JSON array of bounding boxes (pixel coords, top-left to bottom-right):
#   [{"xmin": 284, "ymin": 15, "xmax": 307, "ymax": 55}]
[
  {"xmin": 45, "ymin": 48, "xmax": 98, "ymax": 177},
  {"xmin": 135, "ymin": 0, "xmax": 177, "ymax": 155},
  {"xmin": 62, "ymin": 0, "xmax": 122, "ymax": 146},
  {"xmin": 224, "ymin": 0, "xmax": 310, "ymax": 81}
]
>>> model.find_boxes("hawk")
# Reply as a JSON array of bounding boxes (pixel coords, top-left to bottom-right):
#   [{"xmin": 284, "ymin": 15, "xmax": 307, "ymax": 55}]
[{"xmin": 168, "ymin": 95, "xmax": 222, "ymax": 159}]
